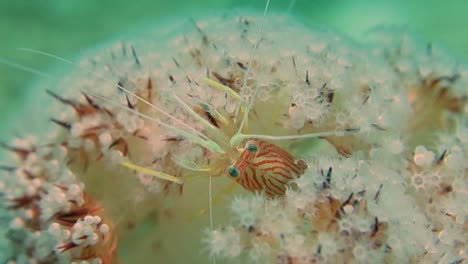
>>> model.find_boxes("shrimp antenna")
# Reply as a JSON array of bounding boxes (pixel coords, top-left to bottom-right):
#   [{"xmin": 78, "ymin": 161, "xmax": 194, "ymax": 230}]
[
  {"xmin": 17, "ymin": 48, "xmax": 209, "ymax": 142},
  {"xmin": 287, "ymin": 0, "xmax": 297, "ymax": 13},
  {"xmin": 201, "ymin": 76, "xmax": 364, "ymax": 146},
  {"xmin": 233, "ymin": 0, "xmax": 271, "ymax": 124},
  {"xmin": 121, "ymin": 161, "xmax": 183, "ymax": 184},
  {"xmin": 201, "ymin": 77, "xmax": 246, "ymax": 117},
  {"xmin": 0, "ymin": 58, "xmax": 54, "ymax": 79},
  {"xmin": 172, "ymin": 95, "xmax": 220, "ymax": 138},
  {"xmin": 209, "ymin": 167, "xmax": 215, "ymax": 264},
  {"xmin": 202, "ymin": 77, "xmax": 241, "ymax": 101},
  {"xmin": 233, "ymin": 128, "xmax": 362, "ymax": 144},
  {"xmin": 183, "ymin": 94, "xmax": 229, "ymax": 127},
  {"xmin": 86, "ymin": 90, "xmax": 224, "ymax": 154},
  {"xmin": 209, "ymin": 174, "xmax": 214, "ymax": 232}
]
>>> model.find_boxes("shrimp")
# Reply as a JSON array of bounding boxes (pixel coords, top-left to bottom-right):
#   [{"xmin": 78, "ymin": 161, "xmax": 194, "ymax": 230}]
[
  {"xmin": 92, "ymin": 0, "xmax": 361, "ymax": 198},
  {"xmin": 115, "ymin": 62, "xmax": 359, "ymax": 198}
]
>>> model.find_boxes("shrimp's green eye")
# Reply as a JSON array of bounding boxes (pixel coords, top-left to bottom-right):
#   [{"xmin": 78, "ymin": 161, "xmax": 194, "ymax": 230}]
[
  {"xmin": 246, "ymin": 141, "xmax": 258, "ymax": 153},
  {"xmin": 227, "ymin": 166, "xmax": 240, "ymax": 177}
]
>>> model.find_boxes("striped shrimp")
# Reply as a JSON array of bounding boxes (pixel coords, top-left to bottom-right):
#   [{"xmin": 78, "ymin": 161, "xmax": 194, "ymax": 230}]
[
  {"xmin": 227, "ymin": 139, "xmax": 307, "ymax": 197},
  {"xmin": 105, "ymin": 0, "xmax": 361, "ymax": 199}
]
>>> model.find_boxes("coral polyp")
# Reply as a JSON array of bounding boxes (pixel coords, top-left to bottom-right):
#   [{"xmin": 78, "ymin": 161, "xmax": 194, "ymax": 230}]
[{"xmin": 1, "ymin": 9, "xmax": 466, "ymax": 264}]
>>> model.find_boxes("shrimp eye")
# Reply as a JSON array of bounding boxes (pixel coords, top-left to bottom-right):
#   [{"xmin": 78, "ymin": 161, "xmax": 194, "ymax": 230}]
[
  {"xmin": 245, "ymin": 140, "xmax": 258, "ymax": 153},
  {"xmin": 227, "ymin": 166, "xmax": 240, "ymax": 178}
]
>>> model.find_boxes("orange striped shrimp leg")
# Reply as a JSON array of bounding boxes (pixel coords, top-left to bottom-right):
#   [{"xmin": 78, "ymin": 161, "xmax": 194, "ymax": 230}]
[{"xmin": 227, "ymin": 139, "xmax": 307, "ymax": 197}]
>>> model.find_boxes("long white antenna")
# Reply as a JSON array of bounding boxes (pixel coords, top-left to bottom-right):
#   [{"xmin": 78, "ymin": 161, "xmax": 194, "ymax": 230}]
[
  {"xmin": 235, "ymin": 82, "xmax": 261, "ymax": 140},
  {"xmin": 87, "ymin": 91, "xmax": 224, "ymax": 154},
  {"xmin": 233, "ymin": 0, "xmax": 271, "ymax": 125},
  {"xmin": 0, "ymin": 58, "xmax": 54, "ymax": 79},
  {"xmin": 173, "ymin": 95, "xmax": 220, "ymax": 135},
  {"xmin": 209, "ymin": 174, "xmax": 216, "ymax": 264},
  {"xmin": 231, "ymin": 128, "xmax": 361, "ymax": 146},
  {"xmin": 287, "ymin": 0, "xmax": 297, "ymax": 13},
  {"xmin": 18, "ymin": 48, "xmax": 208, "ymax": 141},
  {"xmin": 209, "ymin": 174, "xmax": 214, "ymax": 229}
]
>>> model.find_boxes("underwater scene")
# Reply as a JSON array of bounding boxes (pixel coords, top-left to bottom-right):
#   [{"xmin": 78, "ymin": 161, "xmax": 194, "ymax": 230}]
[{"xmin": 0, "ymin": 1, "xmax": 466, "ymax": 263}]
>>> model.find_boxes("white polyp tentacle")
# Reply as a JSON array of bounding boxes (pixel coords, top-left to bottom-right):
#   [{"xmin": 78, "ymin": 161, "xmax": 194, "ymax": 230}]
[{"xmin": 87, "ymin": 91, "xmax": 225, "ymax": 154}]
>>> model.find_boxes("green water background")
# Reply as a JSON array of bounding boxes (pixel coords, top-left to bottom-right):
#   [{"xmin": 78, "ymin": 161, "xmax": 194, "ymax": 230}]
[{"xmin": 0, "ymin": 0, "xmax": 466, "ymax": 138}]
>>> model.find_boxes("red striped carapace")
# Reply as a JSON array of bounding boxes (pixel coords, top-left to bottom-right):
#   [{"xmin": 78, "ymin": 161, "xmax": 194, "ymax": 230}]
[{"xmin": 227, "ymin": 139, "xmax": 307, "ymax": 197}]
